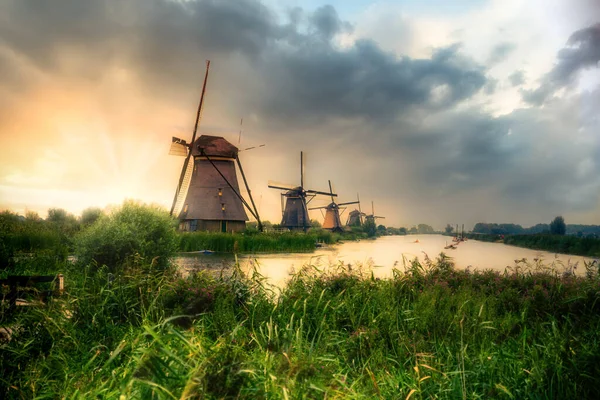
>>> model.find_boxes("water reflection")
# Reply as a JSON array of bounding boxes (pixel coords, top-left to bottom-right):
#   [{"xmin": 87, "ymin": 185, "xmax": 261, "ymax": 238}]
[{"xmin": 175, "ymin": 235, "xmax": 597, "ymax": 287}]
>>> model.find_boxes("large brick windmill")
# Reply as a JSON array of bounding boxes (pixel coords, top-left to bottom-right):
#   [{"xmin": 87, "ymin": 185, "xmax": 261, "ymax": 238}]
[
  {"xmin": 309, "ymin": 181, "xmax": 359, "ymax": 232},
  {"xmin": 169, "ymin": 61, "xmax": 262, "ymax": 233},
  {"xmin": 268, "ymin": 152, "xmax": 335, "ymax": 232}
]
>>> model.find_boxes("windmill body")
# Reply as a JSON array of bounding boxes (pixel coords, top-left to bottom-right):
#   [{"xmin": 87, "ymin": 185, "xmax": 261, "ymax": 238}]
[
  {"xmin": 175, "ymin": 135, "xmax": 248, "ymax": 233},
  {"xmin": 364, "ymin": 201, "xmax": 385, "ymax": 226},
  {"xmin": 322, "ymin": 203, "xmax": 343, "ymax": 231},
  {"xmin": 281, "ymin": 188, "xmax": 310, "ymax": 229},
  {"xmin": 169, "ymin": 61, "xmax": 262, "ymax": 233},
  {"xmin": 269, "ymin": 152, "xmax": 335, "ymax": 231},
  {"xmin": 346, "ymin": 209, "xmax": 364, "ymax": 227},
  {"xmin": 345, "ymin": 194, "xmax": 365, "ymax": 227},
  {"xmin": 310, "ymin": 182, "xmax": 358, "ymax": 232}
]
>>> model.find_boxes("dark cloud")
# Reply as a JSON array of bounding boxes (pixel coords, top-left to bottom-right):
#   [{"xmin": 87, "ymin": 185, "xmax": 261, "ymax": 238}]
[
  {"xmin": 523, "ymin": 23, "xmax": 600, "ymax": 105},
  {"xmin": 488, "ymin": 42, "xmax": 516, "ymax": 64},
  {"xmin": 508, "ymin": 70, "xmax": 525, "ymax": 87},
  {"xmin": 0, "ymin": 0, "xmax": 488, "ymax": 125},
  {"xmin": 259, "ymin": 42, "xmax": 487, "ymax": 125}
]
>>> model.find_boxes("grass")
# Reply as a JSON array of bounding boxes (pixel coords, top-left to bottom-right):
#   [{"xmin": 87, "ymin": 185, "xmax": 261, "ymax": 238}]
[
  {"xmin": 177, "ymin": 230, "xmax": 367, "ymax": 253},
  {"xmin": 2, "ymin": 252, "xmax": 600, "ymax": 399}
]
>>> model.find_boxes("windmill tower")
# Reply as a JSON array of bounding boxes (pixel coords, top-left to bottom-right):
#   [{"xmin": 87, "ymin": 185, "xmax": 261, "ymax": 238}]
[
  {"xmin": 310, "ymin": 181, "xmax": 359, "ymax": 232},
  {"xmin": 268, "ymin": 152, "xmax": 336, "ymax": 232},
  {"xmin": 169, "ymin": 61, "xmax": 262, "ymax": 233},
  {"xmin": 346, "ymin": 193, "xmax": 365, "ymax": 227},
  {"xmin": 364, "ymin": 201, "xmax": 385, "ymax": 225}
]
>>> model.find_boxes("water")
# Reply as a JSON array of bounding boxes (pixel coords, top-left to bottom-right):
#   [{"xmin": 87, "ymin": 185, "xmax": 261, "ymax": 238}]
[{"xmin": 175, "ymin": 234, "xmax": 598, "ymax": 287}]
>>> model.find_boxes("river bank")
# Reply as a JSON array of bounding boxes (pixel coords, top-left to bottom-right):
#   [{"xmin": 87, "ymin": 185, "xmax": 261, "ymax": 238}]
[{"xmin": 465, "ymin": 232, "xmax": 600, "ymax": 258}]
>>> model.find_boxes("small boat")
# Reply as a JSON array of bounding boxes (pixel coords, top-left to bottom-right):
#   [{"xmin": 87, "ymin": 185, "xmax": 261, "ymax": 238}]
[
  {"xmin": 413, "ymin": 239, "xmax": 420, "ymax": 243},
  {"xmin": 444, "ymin": 244, "xmax": 457, "ymax": 250}
]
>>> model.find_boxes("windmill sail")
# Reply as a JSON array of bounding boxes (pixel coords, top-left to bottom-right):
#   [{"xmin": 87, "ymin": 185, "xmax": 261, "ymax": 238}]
[
  {"xmin": 172, "ymin": 157, "xmax": 194, "ymax": 217},
  {"xmin": 169, "ymin": 137, "xmax": 188, "ymax": 156}
]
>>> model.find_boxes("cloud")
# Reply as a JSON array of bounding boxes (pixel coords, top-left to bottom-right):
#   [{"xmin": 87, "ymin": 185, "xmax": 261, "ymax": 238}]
[
  {"xmin": 487, "ymin": 42, "xmax": 517, "ymax": 64},
  {"xmin": 523, "ymin": 23, "xmax": 600, "ymax": 105},
  {"xmin": 508, "ymin": 70, "xmax": 525, "ymax": 86}
]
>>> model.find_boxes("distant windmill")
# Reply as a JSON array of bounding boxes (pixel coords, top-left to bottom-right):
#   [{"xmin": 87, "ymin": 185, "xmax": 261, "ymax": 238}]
[
  {"xmin": 169, "ymin": 61, "xmax": 262, "ymax": 233},
  {"xmin": 268, "ymin": 152, "xmax": 336, "ymax": 232},
  {"xmin": 364, "ymin": 201, "xmax": 385, "ymax": 225},
  {"xmin": 309, "ymin": 181, "xmax": 359, "ymax": 232},
  {"xmin": 346, "ymin": 193, "xmax": 366, "ymax": 227}
]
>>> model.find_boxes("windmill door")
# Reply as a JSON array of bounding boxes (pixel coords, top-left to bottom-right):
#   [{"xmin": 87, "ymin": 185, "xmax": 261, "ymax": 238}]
[{"xmin": 221, "ymin": 221, "xmax": 227, "ymax": 233}]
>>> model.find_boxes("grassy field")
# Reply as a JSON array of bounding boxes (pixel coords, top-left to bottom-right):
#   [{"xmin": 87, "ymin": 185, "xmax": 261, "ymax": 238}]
[
  {"xmin": 466, "ymin": 233, "xmax": 600, "ymax": 258},
  {"xmin": 2, "ymin": 252, "xmax": 600, "ymax": 399}
]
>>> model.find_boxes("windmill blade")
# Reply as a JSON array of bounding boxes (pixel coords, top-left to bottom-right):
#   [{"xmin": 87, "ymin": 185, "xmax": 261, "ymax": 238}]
[
  {"xmin": 308, "ymin": 206, "xmax": 328, "ymax": 210},
  {"xmin": 268, "ymin": 181, "xmax": 297, "ymax": 191},
  {"xmin": 357, "ymin": 193, "xmax": 362, "ymax": 213},
  {"xmin": 328, "ymin": 180, "xmax": 334, "ymax": 203},
  {"xmin": 169, "ymin": 60, "xmax": 210, "ymax": 216},
  {"xmin": 239, "ymin": 144, "xmax": 266, "ymax": 152},
  {"xmin": 374, "ymin": 216, "xmax": 385, "ymax": 219},
  {"xmin": 306, "ymin": 189, "xmax": 338, "ymax": 197},
  {"xmin": 170, "ymin": 153, "xmax": 194, "ymax": 216},
  {"xmin": 169, "ymin": 137, "xmax": 188, "ymax": 156},
  {"xmin": 338, "ymin": 201, "xmax": 360, "ymax": 206},
  {"xmin": 300, "ymin": 151, "xmax": 304, "ymax": 189}
]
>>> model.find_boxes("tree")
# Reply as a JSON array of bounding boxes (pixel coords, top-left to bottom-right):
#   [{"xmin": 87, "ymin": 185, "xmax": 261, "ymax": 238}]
[
  {"xmin": 81, "ymin": 207, "xmax": 103, "ymax": 226},
  {"xmin": 417, "ymin": 224, "xmax": 435, "ymax": 234},
  {"xmin": 445, "ymin": 224, "xmax": 454, "ymax": 234},
  {"xmin": 75, "ymin": 201, "xmax": 178, "ymax": 272},
  {"xmin": 364, "ymin": 218, "xmax": 377, "ymax": 237},
  {"xmin": 549, "ymin": 216, "xmax": 566, "ymax": 235}
]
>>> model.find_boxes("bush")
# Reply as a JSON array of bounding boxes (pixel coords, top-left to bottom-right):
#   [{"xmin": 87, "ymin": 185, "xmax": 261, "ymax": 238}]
[{"xmin": 74, "ymin": 201, "xmax": 178, "ymax": 271}]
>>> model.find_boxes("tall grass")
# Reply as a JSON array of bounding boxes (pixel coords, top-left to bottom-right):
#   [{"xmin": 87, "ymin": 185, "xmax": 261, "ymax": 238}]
[
  {"xmin": 2, "ymin": 252, "xmax": 600, "ymax": 398},
  {"xmin": 177, "ymin": 230, "xmax": 357, "ymax": 253}
]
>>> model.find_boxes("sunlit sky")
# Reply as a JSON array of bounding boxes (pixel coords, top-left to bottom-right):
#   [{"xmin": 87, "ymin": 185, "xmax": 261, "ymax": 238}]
[{"xmin": 0, "ymin": 0, "xmax": 599, "ymax": 229}]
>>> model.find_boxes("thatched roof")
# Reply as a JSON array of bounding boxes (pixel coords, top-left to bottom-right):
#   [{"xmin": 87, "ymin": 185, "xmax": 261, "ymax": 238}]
[{"xmin": 191, "ymin": 135, "xmax": 238, "ymax": 158}]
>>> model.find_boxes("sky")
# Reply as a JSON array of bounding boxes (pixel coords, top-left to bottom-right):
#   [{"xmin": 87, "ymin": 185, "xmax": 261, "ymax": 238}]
[{"xmin": 0, "ymin": 0, "xmax": 599, "ymax": 230}]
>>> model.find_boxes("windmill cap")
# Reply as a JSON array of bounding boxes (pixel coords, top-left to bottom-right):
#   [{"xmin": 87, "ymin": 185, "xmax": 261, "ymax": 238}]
[{"xmin": 192, "ymin": 135, "xmax": 238, "ymax": 158}]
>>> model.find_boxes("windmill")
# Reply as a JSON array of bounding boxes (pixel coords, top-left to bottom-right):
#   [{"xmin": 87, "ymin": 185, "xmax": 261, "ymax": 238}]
[
  {"xmin": 268, "ymin": 152, "xmax": 336, "ymax": 232},
  {"xmin": 364, "ymin": 201, "xmax": 385, "ymax": 225},
  {"xmin": 169, "ymin": 61, "xmax": 262, "ymax": 233},
  {"xmin": 346, "ymin": 193, "xmax": 366, "ymax": 227},
  {"xmin": 309, "ymin": 181, "xmax": 359, "ymax": 232}
]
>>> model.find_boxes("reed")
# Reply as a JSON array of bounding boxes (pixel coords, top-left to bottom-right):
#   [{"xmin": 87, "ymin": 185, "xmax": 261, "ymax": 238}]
[
  {"xmin": 2, "ymin": 252, "xmax": 600, "ymax": 399},
  {"xmin": 177, "ymin": 230, "xmax": 349, "ymax": 253}
]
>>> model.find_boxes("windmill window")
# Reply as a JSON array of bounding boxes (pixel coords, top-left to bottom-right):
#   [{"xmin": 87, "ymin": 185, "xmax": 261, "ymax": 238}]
[
  {"xmin": 221, "ymin": 203, "xmax": 226, "ymax": 211},
  {"xmin": 218, "ymin": 188, "xmax": 223, "ymax": 197},
  {"xmin": 190, "ymin": 220, "xmax": 197, "ymax": 231}
]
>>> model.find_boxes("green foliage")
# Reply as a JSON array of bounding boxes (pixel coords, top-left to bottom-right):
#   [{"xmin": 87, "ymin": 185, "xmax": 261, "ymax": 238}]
[
  {"xmin": 417, "ymin": 223, "xmax": 435, "ymax": 234},
  {"xmin": 74, "ymin": 201, "xmax": 178, "ymax": 271},
  {"xmin": 3, "ymin": 254, "xmax": 600, "ymax": 399},
  {"xmin": 80, "ymin": 207, "xmax": 103, "ymax": 226},
  {"xmin": 363, "ymin": 217, "xmax": 377, "ymax": 237},
  {"xmin": 504, "ymin": 234, "xmax": 600, "ymax": 257},
  {"xmin": 550, "ymin": 215, "xmax": 567, "ymax": 235},
  {"xmin": 445, "ymin": 223, "xmax": 454, "ymax": 234}
]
